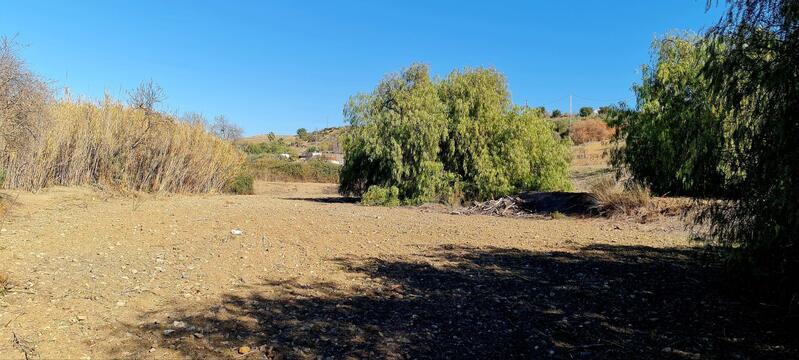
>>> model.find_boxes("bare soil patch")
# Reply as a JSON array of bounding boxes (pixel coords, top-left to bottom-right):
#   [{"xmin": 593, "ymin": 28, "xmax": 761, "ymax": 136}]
[{"xmin": 0, "ymin": 182, "xmax": 794, "ymax": 359}]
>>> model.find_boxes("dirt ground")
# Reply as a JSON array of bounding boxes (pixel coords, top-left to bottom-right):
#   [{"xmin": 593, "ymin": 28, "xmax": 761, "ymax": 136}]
[{"xmin": 0, "ymin": 181, "xmax": 795, "ymax": 359}]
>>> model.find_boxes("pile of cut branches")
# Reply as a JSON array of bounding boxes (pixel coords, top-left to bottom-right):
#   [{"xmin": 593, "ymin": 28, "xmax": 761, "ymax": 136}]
[{"xmin": 462, "ymin": 196, "xmax": 542, "ymax": 218}]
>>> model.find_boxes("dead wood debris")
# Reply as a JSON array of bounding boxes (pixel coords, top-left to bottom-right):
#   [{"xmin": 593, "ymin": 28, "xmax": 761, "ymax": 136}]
[{"xmin": 460, "ymin": 196, "xmax": 544, "ymax": 218}]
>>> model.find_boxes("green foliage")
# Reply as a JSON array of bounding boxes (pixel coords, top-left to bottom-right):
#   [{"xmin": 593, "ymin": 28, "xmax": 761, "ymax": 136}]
[
  {"xmin": 296, "ymin": 128, "xmax": 310, "ymax": 141},
  {"xmin": 226, "ymin": 172, "xmax": 254, "ymax": 195},
  {"xmin": 578, "ymin": 107, "xmax": 594, "ymax": 117},
  {"xmin": 551, "ymin": 118, "xmax": 571, "ymax": 137},
  {"xmin": 551, "ymin": 109, "xmax": 562, "ymax": 118},
  {"xmin": 698, "ymin": 0, "xmax": 799, "ymax": 307},
  {"xmin": 340, "ymin": 64, "xmax": 447, "ymax": 203},
  {"xmin": 249, "ymin": 157, "xmax": 340, "ymax": 183},
  {"xmin": 360, "ymin": 185, "xmax": 400, "ymax": 206},
  {"xmin": 240, "ymin": 140, "xmax": 293, "ymax": 156},
  {"xmin": 340, "ymin": 64, "xmax": 571, "ymax": 204},
  {"xmin": 610, "ymin": 34, "xmax": 735, "ymax": 197}
]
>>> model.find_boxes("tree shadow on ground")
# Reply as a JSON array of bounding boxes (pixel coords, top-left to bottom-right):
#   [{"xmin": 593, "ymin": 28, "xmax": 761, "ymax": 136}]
[
  {"xmin": 280, "ymin": 196, "xmax": 359, "ymax": 204},
  {"xmin": 115, "ymin": 244, "xmax": 796, "ymax": 359}
]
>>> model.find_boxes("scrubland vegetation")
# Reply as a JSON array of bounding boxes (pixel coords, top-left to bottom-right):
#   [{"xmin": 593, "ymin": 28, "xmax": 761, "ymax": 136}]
[
  {"xmin": 248, "ymin": 156, "xmax": 340, "ymax": 183},
  {"xmin": 1, "ymin": 1, "xmax": 797, "ymax": 358},
  {"xmin": 0, "ymin": 39, "xmax": 244, "ymax": 194}
]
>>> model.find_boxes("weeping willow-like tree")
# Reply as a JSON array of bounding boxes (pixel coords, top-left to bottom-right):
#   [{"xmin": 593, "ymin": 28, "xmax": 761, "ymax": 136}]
[
  {"xmin": 339, "ymin": 64, "xmax": 571, "ymax": 204},
  {"xmin": 610, "ymin": 34, "xmax": 737, "ymax": 197},
  {"xmin": 699, "ymin": 0, "xmax": 799, "ymax": 307}
]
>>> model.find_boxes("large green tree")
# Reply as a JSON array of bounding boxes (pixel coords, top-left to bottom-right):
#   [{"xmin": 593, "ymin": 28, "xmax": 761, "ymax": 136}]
[
  {"xmin": 340, "ymin": 64, "xmax": 570, "ymax": 204},
  {"xmin": 339, "ymin": 64, "xmax": 447, "ymax": 203},
  {"xmin": 700, "ymin": 0, "xmax": 799, "ymax": 306},
  {"xmin": 611, "ymin": 34, "xmax": 734, "ymax": 197}
]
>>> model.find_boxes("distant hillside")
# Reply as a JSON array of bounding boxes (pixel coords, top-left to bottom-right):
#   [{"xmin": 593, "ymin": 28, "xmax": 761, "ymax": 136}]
[{"xmin": 240, "ymin": 126, "xmax": 347, "ymax": 154}]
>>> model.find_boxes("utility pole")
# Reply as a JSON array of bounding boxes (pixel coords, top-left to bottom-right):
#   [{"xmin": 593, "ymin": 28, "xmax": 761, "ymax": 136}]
[{"xmin": 569, "ymin": 94, "xmax": 573, "ymax": 127}]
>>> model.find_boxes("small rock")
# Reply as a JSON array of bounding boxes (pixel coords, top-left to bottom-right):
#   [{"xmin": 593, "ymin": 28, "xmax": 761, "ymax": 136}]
[
  {"xmin": 149, "ymin": 348, "xmax": 156, "ymax": 353},
  {"xmin": 231, "ymin": 229, "xmax": 243, "ymax": 236},
  {"xmin": 77, "ymin": 315, "xmax": 87, "ymax": 321},
  {"xmin": 172, "ymin": 321, "xmax": 186, "ymax": 328},
  {"xmin": 238, "ymin": 346, "xmax": 251, "ymax": 354},
  {"xmin": 116, "ymin": 301, "xmax": 126, "ymax": 307},
  {"xmin": 193, "ymin": 332, "xmax": 204, "ymax": 339},
  {"xmin": 163, "ymin": 329, "xmax": 175, "ymax": 335}
]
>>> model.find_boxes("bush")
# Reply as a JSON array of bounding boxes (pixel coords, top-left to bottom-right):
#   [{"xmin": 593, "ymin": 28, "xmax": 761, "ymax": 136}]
[
  {"xmin": 609, "ymin": 34, "xmax": 734, "ymax": 197},
  {"xmin": 551, "ymin": 109, "xmax": 562, "ymax": 118},
  {"xmin": 249, "ymin": 157, "xmax": 340, "ymax": 183},
  {"xmin": 340, "ymin": 65, "xmax": 571, "ymax": 204},
  {"xmin": 0, "ymin": 37, "xmax": 50, "ymax": 181},
  {"xmin": 360, "ymin": 185, "xmax": 400, "ymax": 206},
  {"xmin": 296, "ymin": 128, "xmax": 310, "ymax": 141},
  {"xmin": 570, "ymin": 118, "xmax": 613, "ymax": 144},
  {"xmin": 226, "ymin": 172, "xmax": 254, "ymax": 195},
  {"xmin": 240, "ymin": 140, "xmax": 293, "ymax": 156},
  {"xmin": 579, "ymin": 107, "xmax": 594, "ymax": 117}
]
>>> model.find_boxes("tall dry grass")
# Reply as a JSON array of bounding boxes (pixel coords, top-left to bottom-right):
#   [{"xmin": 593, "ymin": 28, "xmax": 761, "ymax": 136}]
[
  {"xmin": 590, "ymin": 175, "xmax": 651, "ymax": 215},
  {"xmin": 1, "ymin": 97, "xmax": 244, "ymax": 193}
]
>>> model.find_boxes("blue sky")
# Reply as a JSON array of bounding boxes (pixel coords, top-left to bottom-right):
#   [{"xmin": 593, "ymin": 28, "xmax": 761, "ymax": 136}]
[{"xmin": 1, "ymin": 1, "xmax": 724, "ymax": 135}]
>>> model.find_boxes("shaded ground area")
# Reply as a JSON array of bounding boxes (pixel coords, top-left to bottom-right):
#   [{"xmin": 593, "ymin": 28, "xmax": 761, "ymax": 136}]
[
  {"xmin": 516, "ymin": 191, "xmax": 601, "ymax": 215},
  {"xmin": 0, "ymin": 182, "xmax": 794, "ymax": 359},
  {"xmin": 120, "ymin": 244, "xmax": 794, "ymax": 359}
]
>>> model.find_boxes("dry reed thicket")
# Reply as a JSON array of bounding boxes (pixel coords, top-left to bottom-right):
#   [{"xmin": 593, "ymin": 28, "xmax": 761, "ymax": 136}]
[
  {"xmin": 1, "ymin": 38, "xmax": 244, "ymax": 194},
  {"xmin": 2, "ymin": 98, "xmax": 244, "ymax": 193}
]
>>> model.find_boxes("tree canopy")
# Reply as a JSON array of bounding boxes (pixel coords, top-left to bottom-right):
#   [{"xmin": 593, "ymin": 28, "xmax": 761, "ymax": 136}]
[{"xmin": 340, "ymin": 64, "xmax": 571, "ymax": 204}]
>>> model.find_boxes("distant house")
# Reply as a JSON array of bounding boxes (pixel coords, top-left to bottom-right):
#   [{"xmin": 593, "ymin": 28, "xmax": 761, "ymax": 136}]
[{"xmin": 298, "ymin": 151, "xmax": 322, "ymax": 160}]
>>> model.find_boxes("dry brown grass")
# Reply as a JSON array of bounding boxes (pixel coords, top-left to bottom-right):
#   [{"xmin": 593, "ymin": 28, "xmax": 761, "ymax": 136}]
[
  {"xmin": 2, "ymin": 98, "xmax": 244, "ymax": 193},
  {"xmin": 570, "ymin": 118, "xmax": 614, "ymax": 145},
  {"xmin": 0, "ymin": 193, "xmax": 10, "ymax": 220},
  {"xmin": 0, "ymin": 271, "xmax": 11, "ymax": 295},
  {"xmin": 590, "ymin": 175, "xmax": 651, "ymax": 215}
]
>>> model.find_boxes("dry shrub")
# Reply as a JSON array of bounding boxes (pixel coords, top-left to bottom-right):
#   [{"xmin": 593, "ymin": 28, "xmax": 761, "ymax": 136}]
[
  {"xmin": 2, "ymin": 98, "xmax": 244, "ymax": 193},
  {"xmin": 570, "ymin": 118, "xmax": 614, "ymax": 145},
  {"xmin": 590, "ymin": 175, "xmax": 651, "ymax": 215},
  {"xmin": 0, "ymin": 37, "xmax": 51, "ymax": 181}
]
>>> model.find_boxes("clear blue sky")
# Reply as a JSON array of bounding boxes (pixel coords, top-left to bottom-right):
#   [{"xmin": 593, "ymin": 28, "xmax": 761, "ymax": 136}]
[{"xmin": 1, "ymin": 1, "xmax": 724, "ymax": 135}]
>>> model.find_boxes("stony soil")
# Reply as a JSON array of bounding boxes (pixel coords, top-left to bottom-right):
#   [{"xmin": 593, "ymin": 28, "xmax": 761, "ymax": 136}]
[{"xmin": 0, "ymin": 182, "xmax": 795, "ymax": 359}]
